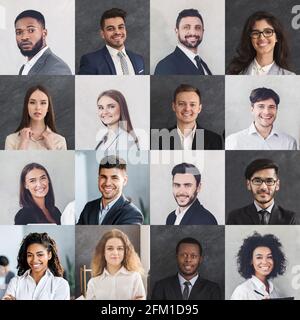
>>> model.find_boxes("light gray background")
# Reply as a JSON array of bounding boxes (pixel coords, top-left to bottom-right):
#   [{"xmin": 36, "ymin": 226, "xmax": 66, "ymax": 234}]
[
  {"xmin": 150, "ymin": 150, "xmax": 225, "ymax": 225},
  {"xmin": 0, "ymin": 0, "xmax": 75, "ymax": 74},
  {"xmin": 0, "ymin": 75, "xmax": 75, "ymax": 150},
  {"xmin": 75, "ymin": 225, "xmax": 150, "ymax": 299},
  {"xmin": 0, "ymin": 151, "xmax": 75, "ymax": 225},
  {"xmin": 225, "ymin": 76, "xmax": 300, "ymax": 147},
  {"xmin": 75, "ymin": 150, "xmax": 150, "ymax": 224},
  {"xmin": 75, "ymin": 0, "xmax": 150, "ymax": 74},
  {"xmin": 150, "ymin": 0, "xmax": 225, "ymax": 74},
  {"xmin": 225, "ymin": 150, "xmax": 300, "ymax": 219},
  {"xmin": 226, "ymin": 225, "xmax": 300, "ymax": 300},
  {"xmin": 150, "ymin": 225, "xmax": 225, "ymax": 299},
  {"xmin": 75, "ymin": 76, "xmax": 150, "ymax": 150}
]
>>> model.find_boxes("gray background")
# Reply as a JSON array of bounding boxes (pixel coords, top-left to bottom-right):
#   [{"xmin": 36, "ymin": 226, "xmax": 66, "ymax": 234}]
[
  {"xmin": 149, "ymin": 225, "xmax": 225, "ymax": 299},
  {"xmin": 150, "ymin": 0, "xmax": 225, "ymax": 74},
  {"xmin": 225, "ymin": 76, "xmax": 300, "ymax": 147},
  {"xmin": 225, "ymin": 150, "xmax": 300, "ymax": 219},
  {"xmin": 150, "ymin": 150, "xmax": 225, "ymax": 224},
  {"xmin": 75, "ymin": 225, "xmax": 150, "ymax": 299},
  {"xmin": 0, "ymin": 75, "xmax": 75, "ymax": 150},
  {"xmin": 150, "ymin": 75, "xmax": 225, "ymax": 140},
  {"xmin": 0, "ymin": 151, "xmax": 75, "ymax": 224},
  {"xmin": 226, "ymin": 225, "xmax": 300, "ymax": 300},
  {"xmin": 0, "ymin": 0, "xmax": 75, "ymax": 74},
  {"xmin": 75, "ymin": 0, "xmax": 150, "ymax": 74},
  {"xmin": 226, "ymin": 0, "xmax": 300, "ymax": 74}
]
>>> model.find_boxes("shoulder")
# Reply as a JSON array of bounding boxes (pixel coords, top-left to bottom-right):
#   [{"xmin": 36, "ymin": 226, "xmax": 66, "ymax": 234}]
[
  {"xmin": 274, "ymin": 63, "xmax": 295, "ymax": 75},
  {"xmin": 5, "ymin": 132, "xmax": 19, "ymax": 149},
  {"xmin": 81, "ymin": 47, "xmax": 106, "ymax": 60},
  {"xmin": 230, "ymin": 280, "xmax": 252, "ymax": 300},
  {"xmin": 225, "ymin": 129, "xmax": 248, "ymax": 148},
  {"xmin": 84, "ymin": 198, "xmax": 101, "ymax": 208},
  {"xmin": 154, "ymin": 275, "xmax": 177, "ymax": 287},
  {"xmin": 277, "ymin": 205, "xmax": 297, "ymax": 217},
  {"xmin": 203, "ymin": 128, "xmax": 222, "ymax": 141},
  {"xmin": 126, "ymin": 49, "xmax": 144, "ymax": 61},
  {"xmin": 198, "ymin": 277, "xmax": 220, "ymax": 290},
  {"xmin": 43, "ymin": 49, "xmax": 71, "ymax": 73}
]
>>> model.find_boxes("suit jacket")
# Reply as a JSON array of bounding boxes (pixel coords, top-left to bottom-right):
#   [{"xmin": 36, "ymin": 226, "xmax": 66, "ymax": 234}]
[
  {"xmin": 19, "ymin": 48, "xmax": 72, "ymax": 75},
  {"xmin": 77, "ymin": 195, "xmax": 144, "ymax": 225},
  {"xmin": 154, "ymin": 47, "xmax": 212, "ymax": 75},
  {"xmin": 227, "ymin": 203, "xmax": 299, "ymax": 225},
  {"xmin": 166, "ymin": 199, "xmax": 218, "ymax": 225},
  {"xmin": 78, "ymin": 46, "xmax": 145, "ymax": 75},
  {"xmin": 14, "ymin": 206, "xmax": 61, "ymax": 225},
  {"xmin": 242, "ymin": 61, "xmax": 295, "ymax": 75},
  {"xmin": 151, "ymin": 274, "xmax": 221, "ymax": 300}
]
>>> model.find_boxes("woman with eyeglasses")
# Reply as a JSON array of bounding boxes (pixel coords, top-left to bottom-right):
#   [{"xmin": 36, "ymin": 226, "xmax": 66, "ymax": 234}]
[{"xmin": 227, "ymin": 11, "xmax": 295, "ymax": 75}]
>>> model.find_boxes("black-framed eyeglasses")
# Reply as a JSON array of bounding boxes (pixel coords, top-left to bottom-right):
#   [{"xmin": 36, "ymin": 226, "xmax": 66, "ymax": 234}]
[
  {"xmin": 251, "ymin": 177, "xmax": 277, "ymax": 186},
  {"xmin": 249, "ymin": 28, "xmax": 275, "ymax": 39}
]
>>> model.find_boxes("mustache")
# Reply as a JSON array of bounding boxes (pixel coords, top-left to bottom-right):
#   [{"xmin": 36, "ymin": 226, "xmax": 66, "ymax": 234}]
[
  {"xmin": 185, "ymin": 35, "xmax": 200, "ymax": 39},
  {"xmin": 257, "ymin": 190, "xmax": 271, "ymax": 195}
]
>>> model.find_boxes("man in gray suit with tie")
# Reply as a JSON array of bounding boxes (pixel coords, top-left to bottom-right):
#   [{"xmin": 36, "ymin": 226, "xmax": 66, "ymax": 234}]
[{"xmin": 15, "ymin": 10, "xmax": 72, "ymax": 75}]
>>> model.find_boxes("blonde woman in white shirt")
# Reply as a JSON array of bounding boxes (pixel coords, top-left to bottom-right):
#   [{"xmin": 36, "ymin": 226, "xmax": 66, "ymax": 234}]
[
  {"xmin": 2, "ymin": 232, "xmax": 70, "ymax": 300},
  {"xmin": 86, "ymin": 228, "xmax": 146, "ymax": 300}
]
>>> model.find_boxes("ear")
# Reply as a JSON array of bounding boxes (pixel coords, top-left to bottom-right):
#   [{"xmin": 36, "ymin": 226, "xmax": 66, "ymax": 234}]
[
  {"xmin": 246, "ymin": 180, "xmax": 251, "ymax": 191},
  {"xmin": 48, "ymin": 251, "xmax": 52, "ymax": 260},
  {"xmin": 175, "ymin": 28, "xmax": 178, "ymax": 36},
  {"xmin": 123, "ymin": 174, "xmax": 128, "ymax": 187},
  {"xmin": 197, "ymin": 182, "xmax": 201, "ymax": 193},
  {"xmin": 275, "ymin": 179, "xmax": 280, "ymax": 191},
  {"xmin": 100, "ymin": 29, "xmax": 104, "ymax": 39},
  {"xmin": 198, "ymin": 255, "xmax": 204, "ymax": 265},
  {"xmin": 172, "ymin": 102, "xmax": 176, "ymax": 112},
  {"xmin": 198, "ymin": 104, "xmax": 202, "ymax": 114},
  {"xmin": 42, "ymin": 28, "xmax": 47, "ymax": 39}
]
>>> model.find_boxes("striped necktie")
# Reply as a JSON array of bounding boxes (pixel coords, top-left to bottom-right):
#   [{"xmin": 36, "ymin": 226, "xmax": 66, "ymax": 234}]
[{"xmin": 117, "ymin": 51, "xmax": 129, "ymax": 75}]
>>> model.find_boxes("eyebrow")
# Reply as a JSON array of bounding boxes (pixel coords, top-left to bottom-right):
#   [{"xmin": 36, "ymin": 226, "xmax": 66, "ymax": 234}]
[
  {"xmin": 27, "ymin": 250, "xmax": 45, "ymax": 254},
  {"xmin": 105, "ymin": 23, "xmax": 125, "ymax": 28}
]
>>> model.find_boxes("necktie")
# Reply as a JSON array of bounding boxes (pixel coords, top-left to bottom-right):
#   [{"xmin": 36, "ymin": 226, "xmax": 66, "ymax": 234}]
[
  {"xmin": 182, "ymin": 281, "xmax": 191, "ymax": 300},
  {"xmin": 117, "ymin": 51, "xmax": 129, "ymax": 75},
  {"xmin": 194, "ymin": 56, "xmax": 205, "ymax": 75},
  {"xmin": 259, "ymin": 210, "xmax": 268, "ymax": 225}
]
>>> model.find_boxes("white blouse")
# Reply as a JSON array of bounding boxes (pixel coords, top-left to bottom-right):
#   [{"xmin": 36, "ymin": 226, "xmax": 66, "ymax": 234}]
[
  {"xmin": 85, "ymin": 267, "xmax": 145, "ymax": 300},
  {"xmin": 5, "ymin": 269, "xmax": 70, "ymax": 300}
]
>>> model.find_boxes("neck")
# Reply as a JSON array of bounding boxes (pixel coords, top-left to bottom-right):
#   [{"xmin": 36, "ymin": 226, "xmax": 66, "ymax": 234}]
[
  {"xmin": 33, "ymin": 197, "xmax": 46, "ymax": 210},
  {"xmin": 102, "ymin": 194, "xmax": 120, "ymax": 208},
  {"xmin": 256, "ymin": 199, "xmax": 273, "ymax": 210},
  {"xmin": 27, "ymin": 44, "xmax": 47, "ymax": 61},
  {"xmin": 107, "ymin": 264, "xmax": 121, "ymax": 275},
  {"xmin": 107, "ymin": 123, "xmax": 119, "ymax": 133},
  {"xmin": 30, "ymin": 121, "xmax": 46, "ymax": 132},
  {"xmin": 30, "ymin": 269, "xmax": 46, "ymax": 284},
  {"xmin": 177, "ymin": 122, "xmax": 196, "ymax": 137},
  {"xmin": 180, "ymin": 272, "xmax": 197, "ymax": 281},
  {"xmin": 255, "ymin": 273, "xmax": 268, "ymax": 286},
  {"xmin": 255, "ymin": 53, "xmax": 273, "ymax": 67},
  {"xmin": 254, "ymin": 122, "xmax": 272, "ymax": 139}
]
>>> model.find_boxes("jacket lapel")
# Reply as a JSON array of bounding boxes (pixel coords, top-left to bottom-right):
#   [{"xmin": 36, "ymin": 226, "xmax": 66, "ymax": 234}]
[
  {"xmin": 100, "ymin": 195, "xmax": 126, "ymax": 224},
  {"xmin": 28, "ymin": 48, "xmax": 50, "ymax": 75},
  {"xmin": 102, "ymin": 46, "xmax": 117, "ymax": 75}
]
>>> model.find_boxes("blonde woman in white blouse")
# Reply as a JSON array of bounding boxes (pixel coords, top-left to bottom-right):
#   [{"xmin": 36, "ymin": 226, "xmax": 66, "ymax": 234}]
[{"xmin": 85, "ymin": 229, "xmax": 146, "ymax": 300}]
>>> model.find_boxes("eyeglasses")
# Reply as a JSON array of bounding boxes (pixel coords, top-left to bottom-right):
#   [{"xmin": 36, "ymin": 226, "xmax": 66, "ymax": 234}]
[
  {"xmin": 251, "ymin": 177, "xmax": 278, "ymax": 186},
  {"xmin": 249, "ymin": 28, "xmax": 275, "ymax": 39}
]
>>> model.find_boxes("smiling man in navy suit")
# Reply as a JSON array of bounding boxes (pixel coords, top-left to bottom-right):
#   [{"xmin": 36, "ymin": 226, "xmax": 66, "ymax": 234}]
[{"xmin": 78, "ymin": 8, "xmax": 145, "ymax": 75}]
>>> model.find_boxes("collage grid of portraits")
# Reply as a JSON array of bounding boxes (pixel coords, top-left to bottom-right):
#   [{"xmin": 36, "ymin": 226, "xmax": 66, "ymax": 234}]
[{"xmin": 1, "ymin": 0, "xmax": 300, "ymax": 305}]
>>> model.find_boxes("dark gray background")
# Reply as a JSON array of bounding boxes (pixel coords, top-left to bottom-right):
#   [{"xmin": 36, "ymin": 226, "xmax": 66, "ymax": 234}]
[
  {"xmin": 149, "ymin": 225, "xmax": 225, "ymax": 299},
  {"xmin": 75, "ymin": 225, "xmax": 140, "ymax": 298},
  {"xmin": 75, "ymin": 0, "xmax": 150, "ymax": 74},
  {"xmin": 226, "ymin": 0, "xmax": 300, "ymax": 74},
  {"xmin": 225, "ymin": 151, "xmax": 300, "ymax": 220},
  {"xmin": 150, "ymin": 75, "xmax": 225, "ymax": 136},
  {"xmin": 0, "ymin": 76, "xmax": 75, "ymax": 149}
]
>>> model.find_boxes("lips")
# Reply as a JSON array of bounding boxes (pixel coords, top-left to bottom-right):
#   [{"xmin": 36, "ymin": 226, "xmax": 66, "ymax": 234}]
[{"xmin": 20, "ymin": 42, "xmax": 32, "ymax": 48}]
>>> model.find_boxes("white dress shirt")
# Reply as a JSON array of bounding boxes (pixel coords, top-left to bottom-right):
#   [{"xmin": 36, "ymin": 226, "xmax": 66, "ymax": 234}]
[
  {"xmin": 98, "ymin": 196, "xmax": 120, "ymax": 224},
  {"xmin": 106, "ymin": 45, "xmax": 135, "ymax": 75},
  {"xmin": 21, "ymin": 46, "xmax": 49, "ymax": 75},
  {"xmin": 85, "ymin": 267, "xmax": 145, "ymax": 300},
  {"xmin": 230, "ymin": 275, "xmax": 280, "ymax": 300},
  {"xmin": 178, "ymin": 273, "xmax": 198, "ymax": 298},
  {"xmin": 225, "ymin": 122, "xmax": 297, "ymax": 150},
  {"xmin": 250, "ymin": 59, "xmax": 275, "ymax": 75},
  {"xmin": 253, "ymin": 201, "xmax": 274, "ymax": 225},
  {"xmin": 176, "ymin": 125, "xmax": 197, "ymax": 150},
  {"xmin": 173, "ymin": 202, "xmax": 194, "ymax": 225},
  {"xmin": 4, "ymin": 269, "xmax": 70, "ymax": 300}
]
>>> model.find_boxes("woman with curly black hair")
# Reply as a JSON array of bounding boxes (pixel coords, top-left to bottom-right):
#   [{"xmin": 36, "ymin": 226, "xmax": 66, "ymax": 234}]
[
  {"xmin": 231, "ymin": 232, "xmax": 286, "ymax": 300},
  {"xmin": 2, "ymin": 232, "xmax": 70, "ymax": 300}
]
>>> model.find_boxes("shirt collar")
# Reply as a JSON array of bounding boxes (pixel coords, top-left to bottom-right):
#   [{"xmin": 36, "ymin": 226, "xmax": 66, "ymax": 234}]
[
  {"xmin": 254, "ymin": 200, "xmax": 275, "ymax": 213},
  {"xmin": 251, "ymin": 275, "xmax": 274, "ymax": 293},
  {"xmin": 178, "ymin": 272, "xmax": 198, "ymax": 287},
  {"xmin": 100, "ymin": 194, "xmax": 121, "ymax": 211},
  {"xmin": 102, "ymin": 266, "xmax": 129, "ymax": 278},
  {"xmin": 253, "ymin": 58, "xmax": 275, "ymax": 73},
  {"xmin": 177, "ymin": 44, "xmax": 198, "ymax": 60},
  {"xmin": 106, "ymin": 45, "xmax": 127, "ymax": 57},
  {"xmin": 25, "ymin": 45, "xmax": 48, "ymax": 66},
  {"xmin": 248, "ymin": 122, "xmax": 279, "ymax": 138},
  {"xmin": 176, "ymin": 124, "xmax": 197, "ymax": 139},
  {"xmin": 22, "ymin": 268, "xmax": 52, "ymax": 279},
  {"xmin": 174, "ymin": 199, "xmax": 196, "ymax": 217}
]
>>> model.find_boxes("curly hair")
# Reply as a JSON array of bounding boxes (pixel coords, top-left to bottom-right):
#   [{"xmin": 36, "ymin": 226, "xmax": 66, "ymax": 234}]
[
  {"xmin": 17, "ymin": 232, "xmax": 64, "ymax": 277},
  {"xmin": 91, "ymin": 229, "xmax": 144, "ymax": 277},
  {"xmin": 237, "ymin": 232, "xmax": 286, "ymax": 279}
]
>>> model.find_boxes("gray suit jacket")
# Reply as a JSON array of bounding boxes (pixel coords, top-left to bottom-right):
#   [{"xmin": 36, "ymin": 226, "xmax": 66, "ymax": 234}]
[
  {"xmin": 242, "ymin": 61, "xmax": 295, "ymax": 75},
  {"xmin": 19, "ymin": 48, "xmax": 72, "ymax": 75}
]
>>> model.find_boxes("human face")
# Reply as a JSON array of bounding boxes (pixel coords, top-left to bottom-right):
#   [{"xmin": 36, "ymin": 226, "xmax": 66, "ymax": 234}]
[
  {"xmin": 15, "ymin": 17, "xmax": 47, "ymax": 58},
  {"xmin": 252, "ymin": 246, "xmax": 274, "ymax": 281},
  {"xmin": 26, "ymin": 243, "xmax": 51, "ymax": 275},
  {"xmin": 176, "ymin": 16, "xmax": 204, "ymax": 53},
  {"xmin": 173, "ymin": 173, "xmax": 200, "ymax": 210},
  {"xmin": 177, "ymin": 243, "xmax": 202, "ymax": 280},
  {"xmin": 97, "ymin": 95, "xmax": 121, "ymax": 128},
  {"xmin": 28, "ymin": 90, "xmax": 49, "ymax": 123},
  {"xmin": 247, "ymin": 168, "xmax": 280, "ymax": 208},
  {"xmin": 251, "ymin": 19, "xmax": 277, "ymax": 58},
  {"xmin": 104, "ymin": 238, "xmax": 125, "ymax": 270},
  {"xmin": 98, "ymin": 167, "xmax": 128, "ymax": 205},
  {"xmin": 172, "ymin": 91, "xmax": 202, "ymax": 127},
  {"xmin": 100, "ymin": 17, "xmax": 126, "ymax": 50},
  {"xmin": 25, "ymin": 168, "xmax": 49, "ymax": 201},
  {"xmin": 251, "ymin": 98, "xmax": 277, "ymax": 130}
]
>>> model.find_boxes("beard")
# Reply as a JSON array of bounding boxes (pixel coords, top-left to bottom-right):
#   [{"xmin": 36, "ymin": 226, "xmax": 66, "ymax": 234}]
[
  {"xmin": 178, "ymin": 34, "xmax": 202, "ymax": 49},
  {"xmin": 18, "ymin": 37, "xmax": 44, "ymax": 58},
  {"xmin": 174, "ymin": 190, "xmax": 198, "ymax": 209}
]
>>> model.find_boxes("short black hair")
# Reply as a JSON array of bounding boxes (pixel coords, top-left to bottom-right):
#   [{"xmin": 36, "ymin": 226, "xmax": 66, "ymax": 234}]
[
  {"xmin": 176, "ymin": 9, "xmax": 203, "ymax": 29},
  {"xmin": 250, "ymin": 88, "xmax": 280, "ymax": 106},
  {"xmin": 176, "ymin": 237, "xmax": 203, "ymax": 256},
  {"xmin": 0, "ymin": 255, "xmax": 9, "ymax": 267},
  {"xmin": 173, "ymin": 84, "xmax": 201, "ymax": 103},
  {"xmin": 172, "ymin": 163, "xmax": 201, "ymax": 187},
  {"xmin": 100, "ymin": 8, "xmax": 126, "ymax": 29},
  {"xmin": 15, "ymin": 10, "xmax": 45, "ymax": 28},
  {"xmin": 245, "ymin": 159, "xmax": 279, "ymax": 180},
  {"xmin": 99, "ymin": 155, "xmax": 127, "ymax": 174},
  {"xmin": 237, "ymin": 232, "xmax": 286, "ymax": 279}
]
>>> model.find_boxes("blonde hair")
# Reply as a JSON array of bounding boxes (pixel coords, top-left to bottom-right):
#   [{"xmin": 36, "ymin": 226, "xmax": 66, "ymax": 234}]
[{"xmin": 91, "ymin": 229, "xmax": 144, "ymax": 277}]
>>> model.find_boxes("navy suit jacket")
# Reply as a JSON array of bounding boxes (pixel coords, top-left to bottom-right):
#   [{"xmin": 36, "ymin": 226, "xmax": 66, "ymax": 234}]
[
  {"xmin": 151, "ymin": 274, "xmax": 221, "ymax": 300},
  {"xmin": 166, "ymin": 199, "xmax": 218, "ymax": 225},
  {"xmin": 77, "ymin": 195, "xmax": 144, "ymax": 225},
  {"xmin": 154, "ymin": 46, "xmax": 212, "ymax": 75},
  {"xmin": 78, "ymin": 46, "xmax": 145, "ymax": 75},
  {"xmin": 227, "ymin": 203, "xmax": 299, "ymax": 225}
]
